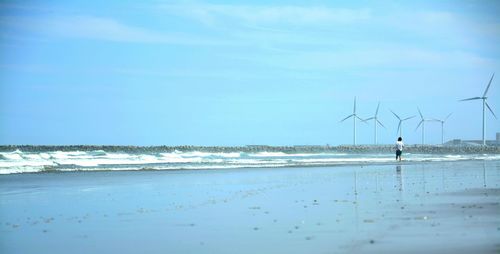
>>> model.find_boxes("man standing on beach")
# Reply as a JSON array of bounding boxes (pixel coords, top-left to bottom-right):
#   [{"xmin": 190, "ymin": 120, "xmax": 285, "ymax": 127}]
[{"xmin": 395, "ymin": 137, "xmax": 404, "ymax": 161}]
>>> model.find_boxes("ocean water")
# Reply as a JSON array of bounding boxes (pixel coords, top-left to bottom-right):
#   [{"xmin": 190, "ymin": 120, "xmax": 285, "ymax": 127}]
[{"xmin": 1, "ymin": 149, "xmax": 500, "ymax": 174}]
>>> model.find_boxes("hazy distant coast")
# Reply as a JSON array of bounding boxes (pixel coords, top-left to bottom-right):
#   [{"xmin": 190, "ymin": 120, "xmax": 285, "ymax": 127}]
[{"xmin": 1, "ymin": 145, "xmax": 499, "ymax": 154}]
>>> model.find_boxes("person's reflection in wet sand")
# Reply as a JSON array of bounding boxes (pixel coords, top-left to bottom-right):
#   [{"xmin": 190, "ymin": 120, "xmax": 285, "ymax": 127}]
[
  {"xmin": 396, "ymin": 165, "xmax": 403, "ymax": 191},
  {"xmin": 483, "ymin": 162, "xmax": 487, "ymax": 187}
]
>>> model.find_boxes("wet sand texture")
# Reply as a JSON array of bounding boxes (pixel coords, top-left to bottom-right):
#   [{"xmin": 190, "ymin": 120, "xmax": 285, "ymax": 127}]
[{"xmin": 1, "ymin": 160, "xmax": 499, "ymax": 254}]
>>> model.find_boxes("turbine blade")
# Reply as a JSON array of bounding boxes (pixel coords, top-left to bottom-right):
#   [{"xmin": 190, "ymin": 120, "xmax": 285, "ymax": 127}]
[
  {"xmin": 375, "ymin": 102, "xmax": 380, "ymax": 116},
  {"xmin": 403, "ymin": 115, "xmax": 416, "ymax": 121},
  {"xmin": 460, "ymin": 97, "xmax": 482, "ymax": 101},
  {"xmin": 390, "ymin": 110, "xmax": 401, "ymax": 120},
  {"xmin": 417, "ymin": 107, "xmax": 423, "ymax": 119},
  {"xmin": 365, "ymin": 117, "xmax": 375, "ymax": 121},
  {"xmin": 397, "ymin": 121, "xmax": 401, "ymax": 134},
  {"xmin": 445, "ymin": 113, "xmax": 452, "ymax": 122},
  {"xmin": 377, "ymin": 119, "xmax": 386, "ymax": 129},
  {"xmin": 483, "ymin": 73, "xmax": 495, "ymax": 97},
  {"xmin": 356, "ymin": 115, "xmax": 367, "ymax": 123},
  {"xmin": 340, "ymin": 114, "xmax": 354, "ymax": 122},
  {"xmin": 485, "ymin": 102, "xmax": 497, "ymax": 119},
  {"xmin": 415, "ymin": 120, "xmax": 423, "ymax": 131}
]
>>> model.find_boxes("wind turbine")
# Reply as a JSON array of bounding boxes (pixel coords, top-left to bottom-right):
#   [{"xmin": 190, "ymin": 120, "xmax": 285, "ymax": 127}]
[
  {"xmin": 340, "ymin": 97, "xmax": 364, "ymax": 145},
  {"xmin": 390, "ymin": 110, "xmax": 415, "ymax": 137},
  {"xmin": 432, "ymin": 113, "xmax": 452, "ymax": 145},
  {"xmin": 364, "ymin": 102, "xmax": 385, "ymax": 145},
  {"xmin": 415, "ymin": 107, "xmax": 435, "ymax": 145},
  {"xmin": 460, "ymin": 73, "xmax": 497, "ymax": 146}
]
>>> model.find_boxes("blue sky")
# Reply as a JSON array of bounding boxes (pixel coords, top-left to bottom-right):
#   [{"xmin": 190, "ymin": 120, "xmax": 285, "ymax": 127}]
[{"xmin": 1, "ymin": 0, "xmax": 499, "ymax": 146}]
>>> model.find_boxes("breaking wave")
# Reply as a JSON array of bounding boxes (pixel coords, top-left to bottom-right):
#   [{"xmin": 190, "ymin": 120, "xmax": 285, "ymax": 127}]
[{"xmin": 1, "ymin": 149, "xmax": 499, "ymax": 174}]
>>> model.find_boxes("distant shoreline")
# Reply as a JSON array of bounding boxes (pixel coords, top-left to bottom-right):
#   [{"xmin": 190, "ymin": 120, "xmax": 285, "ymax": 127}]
[{"xmin": 1, "ymin": 145, "xmax": 499, "ymax": 154}]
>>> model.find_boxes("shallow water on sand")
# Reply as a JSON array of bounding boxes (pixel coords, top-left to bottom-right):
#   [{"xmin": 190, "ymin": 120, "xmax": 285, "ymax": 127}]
[{"xmin": 1, "ymin": 160, "xmax": 499, "ymax": 254}]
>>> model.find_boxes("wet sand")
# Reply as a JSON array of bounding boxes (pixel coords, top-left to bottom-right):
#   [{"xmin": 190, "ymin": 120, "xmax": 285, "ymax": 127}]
[{"xmin": 1, "ymin": 160, "xmax": 499, "ymax": 254}]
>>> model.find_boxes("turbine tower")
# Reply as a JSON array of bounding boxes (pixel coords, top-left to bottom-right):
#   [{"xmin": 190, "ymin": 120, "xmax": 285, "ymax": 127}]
[
  {"xmin": 433, "ymin": 113, "xmax": 452, "ymax": 145},
  {"xmin": 390, "ymin": 110, "xmax": 415, "ymax": 137},
  {"xmin": 415, "ymin": 107, "xmax": 435, "ymax": 145},
  {"xmin": 460, "ymin": 73, "xmax": 497, "ymax": 146},
  {"xmin": 340, "ymin": 97, "xmax": 364, "ymax": 145},
  {"xmin": 364, "ymin": 102, "xmax": 385, "ymax": 145}
]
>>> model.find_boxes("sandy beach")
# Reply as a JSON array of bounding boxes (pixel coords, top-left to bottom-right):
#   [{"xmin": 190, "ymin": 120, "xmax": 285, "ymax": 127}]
[{"xmin": 1, "ymin": 160, "xmax": 499, "ymax": 254}]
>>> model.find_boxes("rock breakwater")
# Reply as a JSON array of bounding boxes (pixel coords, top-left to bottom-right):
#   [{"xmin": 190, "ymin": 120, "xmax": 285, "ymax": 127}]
[{"xmin": 0, "ymin": 145, "xmax": 498, "ymax": 154}]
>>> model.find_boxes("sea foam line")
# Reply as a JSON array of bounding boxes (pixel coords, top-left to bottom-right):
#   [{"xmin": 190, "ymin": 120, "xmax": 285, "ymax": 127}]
[{"xmin": 1, "ymin": 150, "xmax": 500, "ymax": 174}]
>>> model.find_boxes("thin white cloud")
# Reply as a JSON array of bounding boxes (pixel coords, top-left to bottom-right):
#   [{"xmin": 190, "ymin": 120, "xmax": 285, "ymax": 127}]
[
  {"xmin": 0, "ymin": 15, "xmax": 230, "ymax": 45},
  {"xmin": 385, "ymin": 10, "xmax": 500, "ymax": 47},
  {"xmin": 111, "ymin": 66, "xmax": 326, "ymax": 81},
  {"xmin": 161, "ymin": 3, "xmax": 372, "ymax": 26},
  {"xmin": 237, "ymin": 47, "xmax": 498, "ymax": 71},
  {"xmin": 48, "ymin": 16, "xmax": 166, "ymax": 43},
  {"xmin": 156, "ymin": 3, "xmax": 498, "ymax": 53}
]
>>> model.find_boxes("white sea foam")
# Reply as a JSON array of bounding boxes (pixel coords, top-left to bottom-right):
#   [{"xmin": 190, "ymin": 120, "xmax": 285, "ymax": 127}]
[
  {"xmin": 226, "ymin": 159, "xmax": 289, "ymax": 165},
  {"xmin": 1, "ymin": 152, "xmax": 23, "ymax": 160},
  {"xmin": 0, "ymin": 160, "xmax": 56, "ymax": 168},
  {"xmin": 103, "ymin": 153, "xmax": 132, "ymax": 159},
  {"xmin": 0, "ymin": 150, "xmax": 499, "ymax": 174},
  {"xmin": 159, "ymin": 157, "xmax": 203, "ymax": 163},
  {"xmin": 176, "ymin": 151, "xmax": 241, "ymax": 158},
  {"xmin": 249, "ymin": 152, "xmax": 346, "ymax": 157}
]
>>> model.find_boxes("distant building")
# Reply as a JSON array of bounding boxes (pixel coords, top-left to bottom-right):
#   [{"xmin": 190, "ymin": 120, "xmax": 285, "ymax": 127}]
[{"xmin": 445, "ymin": 132, "xmax": 500, "ymax": 146}]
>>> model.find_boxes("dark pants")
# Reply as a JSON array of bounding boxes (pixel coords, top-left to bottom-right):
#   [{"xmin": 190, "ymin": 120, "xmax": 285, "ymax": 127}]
[{"xmin": 396, "ymin": 150, "xmax": 402, "ymax": 160}]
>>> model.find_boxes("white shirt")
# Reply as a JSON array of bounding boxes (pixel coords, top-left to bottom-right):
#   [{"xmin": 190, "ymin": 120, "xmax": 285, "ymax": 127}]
[{"xmin": 395, "ymin": 141, "xmax": 404, "ymax": 151}]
